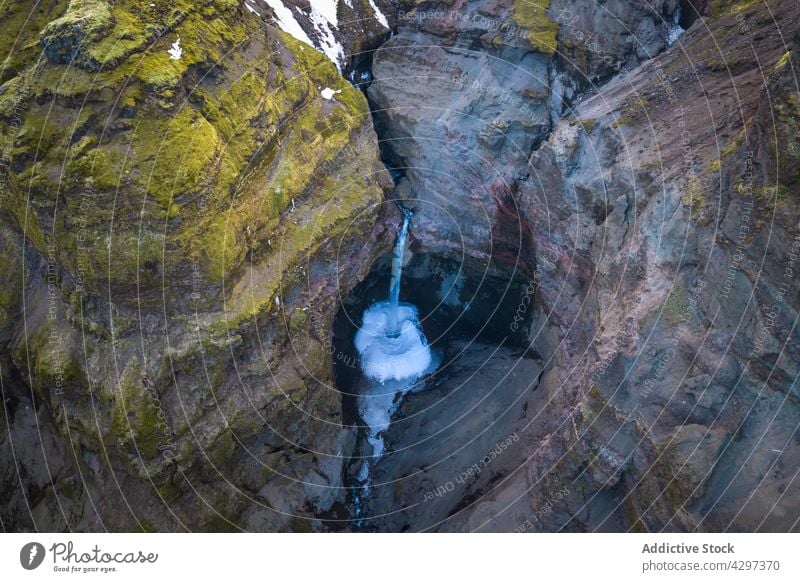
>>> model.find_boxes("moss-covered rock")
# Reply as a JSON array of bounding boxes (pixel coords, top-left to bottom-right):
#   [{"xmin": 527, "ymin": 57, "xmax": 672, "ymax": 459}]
[
  {"xmin": 0, "ymin": 0, "xmax": 389, "ymax": 531},
  {"xmin": 0, "ymin": 229, "xmax": 26, "ymax": 350},
  {"xmin": 112, "ymin": 358, "xmax": 164, "ymax": 459},
  {"xmin": 39, "ymin": 0, "xmax": 114, "ymax": 68},
  {"xmin": 0, "ymin": 0, "xmax": 69, "ymax": 83},
  {"xmin": 512, "ymin": 0, "xmax": 559, "ymax": 55},
  {"xmin": 710, "ymin": 0, "xmax": 762, "ymax": 17},
  {"xmin": 2, "ymin": 0, "xmax": 387, "ymax": 308}
]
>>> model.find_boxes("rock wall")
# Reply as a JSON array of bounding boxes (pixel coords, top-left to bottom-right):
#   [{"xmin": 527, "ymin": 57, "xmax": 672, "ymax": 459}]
[
  {"xmin": 368, "ymin": 0, "xmax": 682, "ymax": 259},
  {"xmin": 2, "ymin": 0, "xmax": 799, "ymax": 533},
  {"xmin": 0, "ymin": 0, "xmax": 392, "ymax": 531},
  {"xmin": 360, "ymin": 0, "xmax": 800, "ymax": 531}
]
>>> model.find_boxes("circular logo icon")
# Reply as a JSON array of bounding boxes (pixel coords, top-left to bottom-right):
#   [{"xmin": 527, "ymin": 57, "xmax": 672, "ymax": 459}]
[{"xmin": 20, "ymin": 542, "xmax": 45, "ymax": 570}]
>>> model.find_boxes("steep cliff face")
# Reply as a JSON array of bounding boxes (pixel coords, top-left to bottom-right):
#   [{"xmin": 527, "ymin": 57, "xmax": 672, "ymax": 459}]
[
  {"xmin": 0, "ymin": 0, "xmax": 391, "ymax": 531},
  {"xmin": 368, "ymin": 0, "xmax": 685, "ymax": 259},
  {"xmin": 245, "ymin": 0, "xmax": 395, "ymax": 70},
  {"xmin": 509, "ymin": 0, "xmax": 800, "ymax": 531},
  {"xmin": 2, "ymin": 0, "xmax": 798, "ymax": 533},
  {"xmin": 360, "ymin": 0, "xmax": 800, "ymax": 531}
]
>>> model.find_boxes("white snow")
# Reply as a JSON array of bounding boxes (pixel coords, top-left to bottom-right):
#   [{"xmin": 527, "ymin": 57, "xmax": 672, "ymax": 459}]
[
  {"xmin": 261, "ymin": 0, "xmax": 315, "ymax": 47},
  {"xmin": 306, "ymin": 1, "xmax": 345, "ymax": 69},
  {"xmin": 367, "ymin": 0, "xmax": 389, "ymax": 29},
  {"xmin": 168, "ymin": 38, "xmax": 182, "ymax": 60},
  {"xmin": 320, "ymin": 87, "xmax": 341, "ymax": 100},
  {"xmin": 309, "ymin": 0, "xmax": 338, "ymax": 26}
]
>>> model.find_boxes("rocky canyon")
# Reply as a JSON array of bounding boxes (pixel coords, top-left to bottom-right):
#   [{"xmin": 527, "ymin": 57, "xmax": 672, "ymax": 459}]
[{"xmin": 1, "ymin": 0, "xmax": 799, "ymax": 532}]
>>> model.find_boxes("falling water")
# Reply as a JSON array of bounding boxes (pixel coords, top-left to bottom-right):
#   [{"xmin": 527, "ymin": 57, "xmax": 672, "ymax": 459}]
[
  {"xmin": 389, "ymin": 209, "xmax": 412, "ymax": 306},
  {"xmin": 667, "ymin": 5, "xmax": 685, "ymax": 45},
  {"xmin": 351, "ymin": 207, "xmax": 439, "ymax": 509},
  {"xmin": 354, "ymin": 208, "xmax": 434, "ymax": 386}
]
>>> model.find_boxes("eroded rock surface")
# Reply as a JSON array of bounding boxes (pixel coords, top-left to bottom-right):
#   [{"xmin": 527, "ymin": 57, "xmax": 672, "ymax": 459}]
[
  {"xmin": 2, "ymin": 0, "xmax": 799, "ymax": 533},
  {"xmin": 1, "ymin": 0, "xmax": 391, "ymax": 531},
  {"xmin": 365, "ymin": 0, "xmax": 800, "ymax": 532}
]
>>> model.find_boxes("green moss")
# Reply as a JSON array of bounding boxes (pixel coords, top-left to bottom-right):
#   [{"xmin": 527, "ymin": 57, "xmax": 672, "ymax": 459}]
[
  {"xmin": 512, "ymin": 0, "xmax": 559, "ymax": 56},
  {"xmin": 208, "ymin": 429, "xmax": 235, "ymax": 465},
  {"xmin": 3, "ymin": 0, "xmax": 387, "ymax": 320},
  {"xmin": 774, "ymin": 51, "xmax": 791, "ymax": 71},
  {"xmin": 0, "ymin": 76, "xmax": 24, "ymax": 118},
  {"xmin": 290, "ymin": 517, "xmax": 313, "ymax": 533},
  {"xmin": 190, "ymin": 31, "xmax": 374, "ymax": 283},
  {"xmin": 0, "ymin": 229, "xmax": 24, "ymax": 332},
  {"xmin": 156, "ymin": 480, "xmax": 182, "ymax": 503},
  {"xmin": 756, "ymin": 182, "xmax": 790, "ymax": 202},
  {"xmin": 133, "ymin": 106, "xmax": 220, "ymax": 208},
  {"xmin": 82, "ymin": 3, "xmax": 178, "ymax": 70},
  {"xmin": 662, "ymin": 285, "xmax": 689, "ymax": 326},
  {"xmin": 288, "ymin": 308, "xmax": 309, "ymax": 334},
  {"xmin": 721, "ymin": 128, "xmax": 745, "ymax": 158},
  {"xmin": 710, "ymin": 0, "xmax": 762, "ymax": 17},
  {"xmin": 0, "ymin": 289, "xmax": 14, "ymax": 309},
  {"xmin": 570, "ymin": 118, "xmax": 595, "ymax": 134},
  {"xmin": 138, "ymin": 519, "xmax": 158, "ymax": 533},
  {"xmin": 199, "ymin": 71, "xmax": 268, "ymax": 190},
  {"xmin": 39, "ymin": 0, "xmax": 114, "ymax": 67},
  {"xmin": 611, "ymin": 98, "xmax": 652, "ymax": 128},
  {"xmin": 611, "ymin": 116, "xmax": 634, "ymax": 129},
  {"xmin": 28, "ymin": 65, "xmax": 103, "ymax": 99},
  {"xmin": 112, "ymin": 358, "xmax": 164, "ymax": 458},
  {"xmin": 198, "ymin": 215, "xmax": 244, "ymax": 281},
  {"xmin": 66, "ymin": 136, "xmax": 122, "ymax": 189},
  {"xmin": 0, "ymin": 0, "xmax": 69, "ymax": 83},
  {"xmin": 117, "ymin": 3, "xmax": 246, "ymax": 90},
  {"xmin": 14, "ymin": 105, "xmax": 66, "ymax": 155}
]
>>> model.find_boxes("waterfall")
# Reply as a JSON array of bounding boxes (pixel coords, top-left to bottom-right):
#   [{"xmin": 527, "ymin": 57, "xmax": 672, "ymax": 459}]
[
  {"xmin": 386, "ymin": 208, "xmax": 411, "ymax": 336},
  {"xmin": 667, "ymin": 5, "xmax": 685, "ymax": 45},
  {"xmin": 352, "ymin": 208, "xmax": 439, "ymax": 484}
]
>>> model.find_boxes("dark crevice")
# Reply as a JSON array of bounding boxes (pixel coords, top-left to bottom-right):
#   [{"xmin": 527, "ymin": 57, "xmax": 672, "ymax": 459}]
[{"xmin": 678, "ymin": 0, "xmax": 705, "ymax": 29}]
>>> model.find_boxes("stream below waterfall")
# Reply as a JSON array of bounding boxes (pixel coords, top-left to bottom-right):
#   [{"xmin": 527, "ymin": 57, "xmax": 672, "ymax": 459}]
[
  {"xmin": 350, "ymin": 208, "xmax": 440, "ymax": 519},
  {"xmin": 328, "ymin": 45, "xmax": 538, "ymax": 530}
]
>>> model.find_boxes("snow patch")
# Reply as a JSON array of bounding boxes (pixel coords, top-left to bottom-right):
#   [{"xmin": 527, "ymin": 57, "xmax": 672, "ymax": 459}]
[
  {"xmin": 309, "ymin": 0, "xmax": 338, "ymax": 27},
  {"xmin": 167, "ymin": 38, "xmax": 182, "ymax": 60},
  {"xmin": 367, "ymin": 0, "xmax": 389, "ymax": 29},
  {"xmin": 306, "ymin": 1, "xmax": 346, "ymax": 69},
  {"xmin": 320, "ymin": 87, "xmax": 341, "ymax": 100},
  {"xmin": 261, "ymin": 0, "xmax": 315, "ymax": 47},
  {"xmin": 257, "ymin": 0, "xmax": 353, "ymax": 69}
]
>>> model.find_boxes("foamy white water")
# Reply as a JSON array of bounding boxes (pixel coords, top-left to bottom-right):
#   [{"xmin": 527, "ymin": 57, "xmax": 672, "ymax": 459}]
[
  {"xmin": 667, "ymin": 6, "xmax": 685, "ymax": 45},
  {"xmin": 353, "ymin": 210, "xmax": 438, "ymax": 471},
  {"xmin": 355, "ymin": 302, "xmax": 433, "ymax": 383}
]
